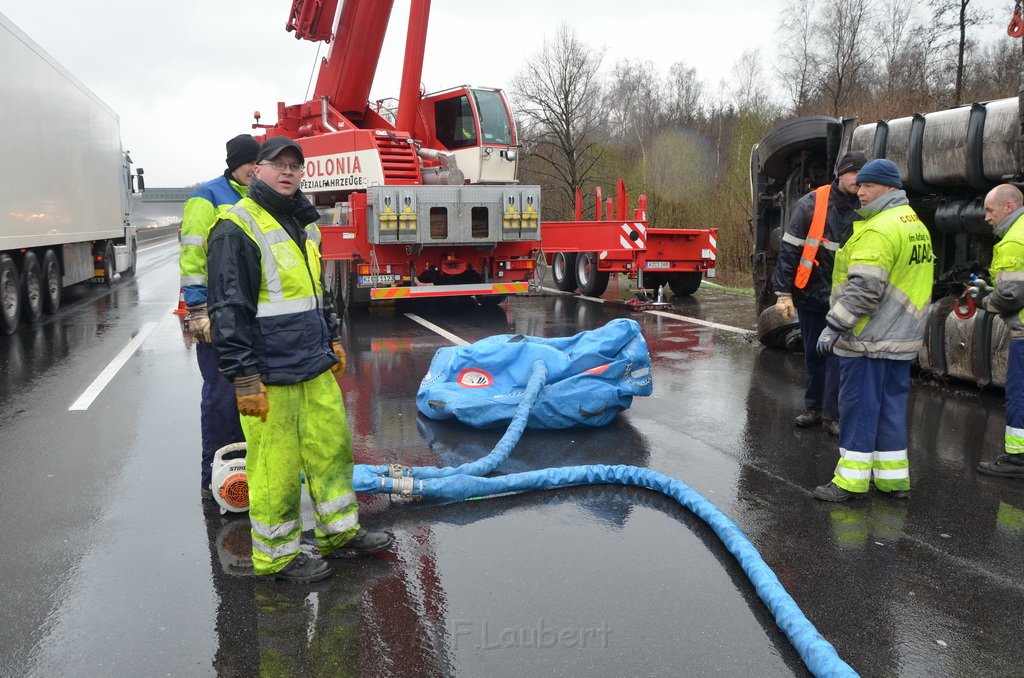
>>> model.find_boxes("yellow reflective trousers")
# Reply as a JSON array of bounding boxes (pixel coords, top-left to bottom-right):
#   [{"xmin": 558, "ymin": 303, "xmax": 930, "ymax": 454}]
[{"xmin": 240, "ymin": 370, "xmax": 359, "ymax": 575}]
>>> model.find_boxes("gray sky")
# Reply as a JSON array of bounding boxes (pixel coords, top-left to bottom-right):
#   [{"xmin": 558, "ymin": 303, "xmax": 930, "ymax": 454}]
[{"xmin": 0, "ymin": 0, "xmax": 1013, "ymax": 186}]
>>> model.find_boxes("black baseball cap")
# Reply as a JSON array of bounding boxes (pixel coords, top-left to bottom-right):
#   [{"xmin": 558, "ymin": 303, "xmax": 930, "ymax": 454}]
[{"xmin": 257, "ymin": 136, "xmax": 305, "ymax": 164}]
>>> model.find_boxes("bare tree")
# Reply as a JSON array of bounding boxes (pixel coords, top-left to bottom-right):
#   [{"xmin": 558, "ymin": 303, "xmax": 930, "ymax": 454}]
[
  {"xmin": 603, "ymin": 59, "xmax": 664, "ymax": 162},
  {"xmin": 731, "ymin": 50, "xmax": 778, "ymax": 118},
  {"xmin": 868, "ymin": 0, "xmax": 935, "ymax": 117},
  {"xmin": 664, "ymin": 61, "xmax": 705, "ymax": 127},
  {"xmin": 813, "ymin": 0, "xmax": 877, "ymax": 116},
  {"xmin": 962, "ymin": 37, "xmax": 1024, "ymax": 102},
  {"xmin": 775, "ymin": 0, "xmax": 821, "ymax": 114},
  {"xmin": 929, "ymin": 0, "xmax": 991, "ymax": 105},
  {"xmin": 511, "ymin": 24, "xmax": 607, "ymax": 218}
]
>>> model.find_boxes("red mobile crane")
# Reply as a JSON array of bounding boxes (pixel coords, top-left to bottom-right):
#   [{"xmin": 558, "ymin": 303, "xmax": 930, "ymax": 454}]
[
  {"xmin": 268, "ymin": 0, "xmax": 717, "ymax": 310},
  {"xmin": 262, "ymin": 0, "xmax": 536, "ymax": 309}
]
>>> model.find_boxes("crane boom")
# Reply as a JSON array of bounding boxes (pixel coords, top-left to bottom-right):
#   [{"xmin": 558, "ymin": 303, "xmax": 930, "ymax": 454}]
[
  {"xmin": 285, "ymin": 0, "xmax": 339, "ymax": 42},
  {"xmin": 313, "ymin": 0, "xmax": 395, "ymax": 117}
]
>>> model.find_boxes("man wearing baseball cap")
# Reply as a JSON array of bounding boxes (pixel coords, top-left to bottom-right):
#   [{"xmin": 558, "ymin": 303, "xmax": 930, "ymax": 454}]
[
  {"xmin": 773, "ymin": 151, "xmax": 866, "ymax": 437},
  {"xmin": 207, "ymin": 135, "xmax": 392, "ymax": 582},
  {"xmin": 179, "ymin": 133, "xmax": 260, "ymax": 502},
  {"xmin": 813, "ymin": 158, "xmax": 934, "ymax": 502}
]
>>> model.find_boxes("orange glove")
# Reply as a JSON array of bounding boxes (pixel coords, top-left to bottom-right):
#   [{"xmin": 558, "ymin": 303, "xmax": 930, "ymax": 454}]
[
  {"xmin": 234, "ymin": 374, "xmax": 268, "ymax": 422},
  {"xmin": 331, "ymin": 340, "xmax": 347, "ymax": 375}
]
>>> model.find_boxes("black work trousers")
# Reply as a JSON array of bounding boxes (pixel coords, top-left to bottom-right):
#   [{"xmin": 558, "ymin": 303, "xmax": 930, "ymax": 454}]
[{"xmin": 797, "ymin": 307, "xmax": 840, "ymax": 421}]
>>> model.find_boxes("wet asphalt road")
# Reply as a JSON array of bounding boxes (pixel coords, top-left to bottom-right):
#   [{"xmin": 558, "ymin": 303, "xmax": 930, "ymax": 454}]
[{"xmin": 1, "ymin": 239, "xmax": 1022, "ymax": 677}]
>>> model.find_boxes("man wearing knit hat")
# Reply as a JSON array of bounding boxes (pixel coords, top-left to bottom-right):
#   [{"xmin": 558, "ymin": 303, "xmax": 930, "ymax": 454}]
[
  {"xmin": 773, "ymin": 151, "xmax": 866, "ymax": 437},
  {"xmin": 179, "ymin": 133, "xmax": 260, "ymax": 502},
  {"xmin": 813, "ymin": 158, "xmax": 934, "ymax": 502}
]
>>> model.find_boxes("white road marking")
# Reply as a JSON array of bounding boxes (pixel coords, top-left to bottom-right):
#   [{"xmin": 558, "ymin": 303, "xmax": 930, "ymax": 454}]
[
  {"xmin": 69, "ymin": 321, "xmax": 158, "ymax": 411},
  {"xmin": 405, "ymin": 313, "xmax": 470, "ymax": 346},
  {"xmin": 645, "ymin": 310, "xmax": 750, "ymax": 335},
  {"xmin": 138, "ymin": 237, "xmax": 179, "ymax": 254},
  {"xmin": 540, "ymin": 286, "xmax": 751, "ymax": 335}
]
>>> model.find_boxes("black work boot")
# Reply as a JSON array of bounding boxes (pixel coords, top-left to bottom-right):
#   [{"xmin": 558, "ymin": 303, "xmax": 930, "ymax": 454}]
[
  {"xmin": 822, "ymin": 419, "xmax": 840, "ymax": 437},
  {"xmin": 271, "ymin": 553, "xmax": 333, "ymax": 583},
  {"xmin": 977, "ymin": 454, "xmax": 1024, "ymax": 479},
  {"xmin": 795, "ymin": 409, "xmax": 823, "ymax": 428},
  {"xmin": 326, "ymin": 529, "xmax": 393, "ymax": 559},
  {"xmin": 813, "ymin": 482, "xmax": 858, "ymax": 502}
]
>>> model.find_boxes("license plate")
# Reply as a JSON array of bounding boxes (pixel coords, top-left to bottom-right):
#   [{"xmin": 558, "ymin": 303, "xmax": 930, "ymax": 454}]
[
  {"xmin": 358, "ymin": 274, "xmax": 401, "ymax": 285},
  {"xmin": 645, "ymin": 261, "xmax": 670, "ymax": 269}
]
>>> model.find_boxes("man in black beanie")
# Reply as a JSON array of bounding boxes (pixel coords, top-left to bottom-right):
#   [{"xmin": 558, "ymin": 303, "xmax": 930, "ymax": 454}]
[
  {"xmin": 772, "ymin": 151, "xmax": 867, "ymax": 437},
  {"xmin": 179, "ymin": 134, "xmax": 260, "ymax": 502}
]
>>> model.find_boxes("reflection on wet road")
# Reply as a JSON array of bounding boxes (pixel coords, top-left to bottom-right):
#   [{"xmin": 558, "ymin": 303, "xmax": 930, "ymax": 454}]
[{"xmin": 1, "ymin": 247, "xmax": 1022, "ymax": 677}]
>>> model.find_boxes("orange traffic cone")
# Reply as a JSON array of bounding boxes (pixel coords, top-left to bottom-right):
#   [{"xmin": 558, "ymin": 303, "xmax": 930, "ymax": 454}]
[{"xmin": 173, "ymin": 288, "xmax": 189, "ymax": 316}]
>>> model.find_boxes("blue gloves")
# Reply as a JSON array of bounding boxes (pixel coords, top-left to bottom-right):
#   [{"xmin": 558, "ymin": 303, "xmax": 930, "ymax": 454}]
[{"xmin": 816, "ymin": 325, "xmax": 841, "ymax": 356}]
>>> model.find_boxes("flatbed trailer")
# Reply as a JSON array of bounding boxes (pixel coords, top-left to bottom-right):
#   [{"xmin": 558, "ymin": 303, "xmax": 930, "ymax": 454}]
[{"xmin": 541, "ymin": 180, "xmax": 717, "ymax": 298}]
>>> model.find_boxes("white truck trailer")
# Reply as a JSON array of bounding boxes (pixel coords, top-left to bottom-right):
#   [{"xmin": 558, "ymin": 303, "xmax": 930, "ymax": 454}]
[{"xmin": 0, "ymin": 11, "xmax": 144, "ymax": 335}]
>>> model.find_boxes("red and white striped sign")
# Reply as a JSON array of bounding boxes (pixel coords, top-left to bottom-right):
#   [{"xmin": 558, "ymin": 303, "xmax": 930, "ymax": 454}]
[
  {"xmin": 703, "ymin": 233, "xmax": 718, "ymax": 260},
  {"xmin": 619, "ymin": 222, "xmax": 646, "ymax": 250}
]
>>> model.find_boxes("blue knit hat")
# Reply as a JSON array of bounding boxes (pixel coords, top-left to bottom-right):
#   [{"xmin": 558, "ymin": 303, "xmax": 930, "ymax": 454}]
[{"xmin": 856, "ymin": 159, "xmax": 902, "ymax": 189}]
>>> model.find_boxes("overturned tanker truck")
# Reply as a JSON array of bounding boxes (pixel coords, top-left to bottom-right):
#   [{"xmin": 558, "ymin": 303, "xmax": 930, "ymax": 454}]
[{"xmin": 751, "ymin": 93, "xmax": 1024, "ymax": 387}]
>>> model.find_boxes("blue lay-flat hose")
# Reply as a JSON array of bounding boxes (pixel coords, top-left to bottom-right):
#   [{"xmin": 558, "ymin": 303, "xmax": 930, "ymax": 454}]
[
  {"xmin": 357, "ymin": 465, "xmax": 856, "ymax": 677},
  {"xmin": 360, "ymin": 360, "xmax": 548, "ymax": 481},
  {"xmin": 350, "ymin": 349, "xmax": 858, "ymax": 676}
]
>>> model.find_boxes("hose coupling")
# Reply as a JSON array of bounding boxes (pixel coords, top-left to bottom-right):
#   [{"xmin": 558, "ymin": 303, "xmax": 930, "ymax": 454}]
[
  {"xmin": 388, "ymin": 463, "xmax": 411, "ymax": 478},
  {"xmin": 391, "ymin": 476, "xmax": 421, "ymax": 499}
]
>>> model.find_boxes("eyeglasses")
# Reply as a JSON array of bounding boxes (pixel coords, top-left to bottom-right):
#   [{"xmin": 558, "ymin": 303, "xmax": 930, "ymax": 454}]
[{"xmin": 259, "ymin": 160, "xmax": 305, "ymax": 173}]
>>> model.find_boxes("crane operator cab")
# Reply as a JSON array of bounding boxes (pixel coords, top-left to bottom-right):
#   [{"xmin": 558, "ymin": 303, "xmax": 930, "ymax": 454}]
[{"xmin": 423, "ymin": 86, "xmax": 519, "ymax": 185}]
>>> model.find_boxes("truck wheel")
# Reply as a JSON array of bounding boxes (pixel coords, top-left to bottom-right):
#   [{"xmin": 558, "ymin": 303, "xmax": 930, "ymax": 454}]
[
  {"xmin": 20, "ymin": 252, "xmax": 43, "ymax": 324},
  {"xmin": 335, "ymin": 261, "xmax": 369, "ymax": 312},
  {"xmin": 668, "ymin": 272, "xmax": 702, "ymax": 297},
  {"xmin": 123, "ymin": 240, "xmax": 137, "ymax": 278},
  {"xmin": 576, "ymin": 252, "xmax": 609, "ymax": 297},
  {"xmin": 41, "ymin": 249, "xmax": 62, "ymax": 313},
  {"xmin": 0, "ymin": 254, "xmax": 21, "ymax": 335},
  {"xmin": 102, "ymin": 242, "xmax": 115, "ymax": 286},
  {"xmin": 552, "ymin": 252, "xmax": 577, "ymax": 292}
]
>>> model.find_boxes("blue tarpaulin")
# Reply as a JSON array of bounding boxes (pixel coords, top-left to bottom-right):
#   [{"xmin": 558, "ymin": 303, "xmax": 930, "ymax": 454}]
[{"xmin": 416, "ymin": 317, "xmax": 653, "ymax": 429}]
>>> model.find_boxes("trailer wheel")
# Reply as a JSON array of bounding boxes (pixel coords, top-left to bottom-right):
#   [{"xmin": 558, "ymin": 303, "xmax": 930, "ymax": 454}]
[
  {"xmin": 576, "ymin": 252, "xmax": 609, "ymax": 297},
  {"xmin": 640, "ymin": 272, "xmax": 666, "ymax": 292},
  {"xmin": 20, "ymin": 251, "xmax": 43, "ymax": 324},
  {"xmin": 41, "ymin": 249, "xmax": 61, "ymax": 314},
  {"xmin": 552, "ymin": 252, "xmax": 578, "ymax": 292},
  {"xmin": 668, "ymin": 272, "xmax": 702, "ymax": 297},
  {"xmin": 0, "ymin": 254, "xmax": 21, "ymax": 335},
  {"xmin": 101, "ymin": 242, "xmax": 115, "ymax": 286}
]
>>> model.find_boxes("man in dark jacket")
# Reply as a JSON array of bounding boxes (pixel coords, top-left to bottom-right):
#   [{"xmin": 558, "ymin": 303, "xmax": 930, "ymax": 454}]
[
  {"xmin": 180, "ymin": 134, "xmax": 259, "ymax": 501},
  {"xmin": 772, "ymin": 151, "xmax": 866, "ymax": 436},
  {"xmin": 207, "ymin": 136, "xmax": 391, "ymax": 583}
]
